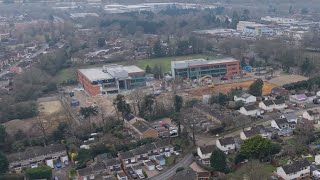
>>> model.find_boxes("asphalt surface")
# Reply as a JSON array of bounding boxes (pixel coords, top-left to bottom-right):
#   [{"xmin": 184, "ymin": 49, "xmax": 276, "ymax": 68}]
[{"xmin": 151, "ymin": 154, "xmax": 193, "ymax": 180}]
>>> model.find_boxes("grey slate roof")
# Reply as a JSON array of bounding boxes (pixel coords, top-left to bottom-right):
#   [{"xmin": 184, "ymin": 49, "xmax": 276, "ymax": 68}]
[
  {"xmin": 244, "ymin": 105, "xmax": 258, "ymax": 111},
  {"xmin": 282, "ymin": 159, "xmax": 310, "ymax": 174},
  {"xmin": 262, "ymin": 100, "xmax": 274, "ymax": 106},
  {"xmin": 275, "ymin": 118, "xmax": 289, "ymax": 126},
  {"xmin": 132, "ymin": 121, "xmax": 153, "ymax": 133},
  {"xmin": 119, "ymin": 151, "xmax": 135, "ymax": 159},
  {"xmin": 103, "ymin": 158, "xmax": 121, "ymax": 167},
  {"xmin": 218, "ymin": 137, "xmax": 235, "ymax": 146},
  {"xmin": 199, "ymin": 145, "xmax": 215, "ymax": 154},
  {"xmin": 7, "ymin": 144, "xmax": 66, "ymax": 163},
  {"xmin": 77, "ymin": 167, "xmax": 93, "ymax": 176},
  {"xmin": 273, "ymin": 99, "xmax": 285, "ymax": 105}
]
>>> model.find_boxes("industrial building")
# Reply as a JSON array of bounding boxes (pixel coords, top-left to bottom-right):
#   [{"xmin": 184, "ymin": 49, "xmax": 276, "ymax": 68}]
[
  {"xmin": 78, "ymin": 64, "xmax": 146, "ymax": 96},
  {"xmin": 237, "ymin": 21, "xmax": 274, "ymax": 37},
  {"xmin": 171, "ymin": 57, "xmax": 240, "ymax": 79}
]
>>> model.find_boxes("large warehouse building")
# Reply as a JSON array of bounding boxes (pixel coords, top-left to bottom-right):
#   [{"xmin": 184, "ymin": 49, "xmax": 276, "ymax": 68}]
[
  {"xmin": 171, "ymin": 57, "xmax": 240, "ymax": 79},
  {"xmin": 78, "ymin": 64, "xmax": 146, "ymax": 96}
]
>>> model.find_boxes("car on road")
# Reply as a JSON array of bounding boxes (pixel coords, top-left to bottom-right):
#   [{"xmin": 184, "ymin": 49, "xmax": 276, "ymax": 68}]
[{"xmin": 156, "ymin": 165, "xmax": 163, "ymax": 171}]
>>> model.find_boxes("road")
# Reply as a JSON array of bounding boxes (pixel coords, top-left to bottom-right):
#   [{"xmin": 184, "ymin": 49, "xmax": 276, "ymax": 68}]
[
  {"xmin": 0, "ymin": 44, "xmax": 48, "ymax": 78},
  {"xmin": 151, "ymin": 154, "xmax": 193, "ymax": 180}
]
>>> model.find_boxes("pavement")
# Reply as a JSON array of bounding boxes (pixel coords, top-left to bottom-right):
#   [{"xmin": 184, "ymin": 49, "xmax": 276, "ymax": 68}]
[{"xmin": 150, "ymin": 154, "xmax": 193, "ymax": 180}]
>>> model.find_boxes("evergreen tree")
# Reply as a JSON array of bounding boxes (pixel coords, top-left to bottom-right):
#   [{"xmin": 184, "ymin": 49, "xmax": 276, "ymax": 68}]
[
  {"xmin": 145, "ymin": 65, "xmax": 152, "ymax": 74},
  {"xmin": 174, "ymin": 95, "xmax": 183, "ymax": 135},
  {"xmin": 0, "ymin": 152, "xmax": 9, "ymax": 174},
  {"xmin": 113, "ymin": 94, "xmax": 131, "ymax": 122},
  {"xmin": 248, "ymin": 78, "xmax": 264, "ymax": 96},
  {"xmin": 210, "ymin": 148, "xmax": 228, "ymax": 173},
  {"xmin": 153, "ymin": 40, "xmax": 164, "ymax": 57}
]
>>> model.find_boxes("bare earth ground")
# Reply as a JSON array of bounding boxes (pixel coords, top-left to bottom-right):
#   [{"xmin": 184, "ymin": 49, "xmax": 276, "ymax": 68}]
[
  {"xmin": 269, "ymin": 74, "xmax": 309, "ymax": 86},
  {"xmin": 183, "ymin": 80, "xmax": 277, "ymax": 97},
  {"xmin": 3, "ymin": 96, "xmax": 68, "ymax": 137}
]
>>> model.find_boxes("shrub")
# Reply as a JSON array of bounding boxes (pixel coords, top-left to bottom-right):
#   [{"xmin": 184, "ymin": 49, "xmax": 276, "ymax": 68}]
[
  {"xmin": 176, "ymin": 167, "xmax": 185, "ymax": 173},
  {"xmin": 25, "ymin": 166, "xmax": 52, "ymax": 179}
]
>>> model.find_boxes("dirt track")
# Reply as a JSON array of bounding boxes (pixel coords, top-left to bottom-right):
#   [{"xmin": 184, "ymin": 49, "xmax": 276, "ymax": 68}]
[{"xmin": 184, "ymin": 80, "xmax": 277, "ymax": 97}]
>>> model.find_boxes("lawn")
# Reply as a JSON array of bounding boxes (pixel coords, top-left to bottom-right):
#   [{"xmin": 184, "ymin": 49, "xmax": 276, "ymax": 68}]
[
  {"xmin": 262, "ymin": 164, "xmax": 276, "ymax": 173},
  {"xmin": 165, "ymin": 156, "xmax": 175, "ymax": 166},
  {"xmin": 136, "ymin": 54, "xmax": 213, "ymax": 73},
  {"xmin": 55, "ymin": 67, "xmax": 77, "ymax": 84}
]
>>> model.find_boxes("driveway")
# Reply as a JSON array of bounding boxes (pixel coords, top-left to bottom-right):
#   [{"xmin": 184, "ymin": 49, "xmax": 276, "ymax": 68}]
[{"xmin": 151, "ymin": 154, "xmax": 193, "ymax": 180}]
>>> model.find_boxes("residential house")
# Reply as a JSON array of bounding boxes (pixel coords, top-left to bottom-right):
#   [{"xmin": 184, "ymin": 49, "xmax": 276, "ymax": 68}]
[
  {"xmin": 118, "ymin": 151, "xmax": 137, "ymax": 168},
  {"xmin": 7, "ymin": 144, "xmax": 68, "ymax": 172},
  {"xmin": 306, "ymin": 93, "xmax": 317, "ymax": 102},
  {"xmin": 155, "ymin": 156, "xmax": 165, "ymax": 166},
  {"xmin": 144, "ymin": 160, "xmax": 155, "ymax": 171},
  {"xmin": 144, "ymin": 143, "xmax": 158, "ymax": 160},
  {"xmin": 239, "ymin": 105, "xmax": 260, "ymax": 116},
  {"xmin": 271, "ymin": 118, "xmax": 296, "ymax": 130},
  {"xmin": 170, "ymin": 168, "xmax": 211, "ymax": 180},
  {"xmin": 303, "ymin": 110, "xmax": 320, "ymax": 121},
  {"xmin": 197, "ymin": 172, "xmax": 211, "ymax": 180},
  {"xmin": 290, "ymin": 94, "xmax": 310, "ymax": 104},
  {"xmin": 280, "ymin": 112, "xmax": 298, "ymax": 123},
  {"xmin": 197, "ymin": 145, "xmax": 215, "ymax": 165},
  {"xmin": 216, "ymin": 137, "xmax": 235, "ymax": 154},
  {"xmin": 259, "ymin": 100, "xmax": 275, "ymax": 112},
  {"xmin": 234, "ymin": 93, "xmax": 256, "ymax": 104},
  {"xmin": 276, "ymin": 159, "xmax": 310, "ymax": 180},
  {"xmin": 193, "ymin": 103, "xmax": 225, "ymax": 123},
  {"xmin": 154, "ymin": 139, "xmax": 174, "ymax": 157},
  {"xmin": 271, "ymin": 87, "xmax": 288, "ymax": 96},
  {"xmin": 240, "ymin": 125, "xmax": 272, "ymax": 140},
  {"xmin": 117, "ymin": 171, "xmax": 128, "ymax": 180},
  {"xmin": 131, "ymin": 165, "xmax": 143, "ymax": 176},
  {"xmin": 77, "ymin": 162, "xmax": 112, "ymax": 180},
  {"xmin": 273, "ymin": 99, "xmax": 287, "ymax": 111},
  {"xmin": 151, "ymin": 122, "xmax": 170, "ymax": 138},
  {"xmin": 278, "ymin": 128, "xmax": 293, "ymax": 137},
  {"xmin": 77, "ymin": 167, "xmax": 94, "ymax": 180},
  {"xmin": 170, "ymin": 168, "xmax": 197, "ymax": 180},
  {"xmin": 315, "ymin": 154, "xmax": 320, "ymax": 165},
  {"xmin": 132, "ymin": 146, "xmax": 149, "ymax": 163},
  {"xmin": 91, "ymin": 162, "xmax": 108, "ymax": 175},
  {"xmin": 124, "ymin": 115, "xmax": 158, "ymax": 139},
  {"xmin": 103, "ymin": 158, "xmax": 122, "ymax": 174}
]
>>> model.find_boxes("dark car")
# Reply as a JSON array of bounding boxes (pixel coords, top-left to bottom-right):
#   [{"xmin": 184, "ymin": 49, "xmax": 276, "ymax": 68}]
[{"xmin": 131, "ymin": 174, "xmax": 138, "ymax": 179}]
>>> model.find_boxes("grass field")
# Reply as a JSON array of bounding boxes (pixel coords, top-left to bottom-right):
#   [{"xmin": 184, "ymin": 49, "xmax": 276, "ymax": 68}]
[
  {"xmin": 136, "ymin": 54, "xmax": 212, "ymax": 73},
  {"xmin": 55, "ymin": 67, "xmax": 77, "ymax": 83},
  {"xmin": 55, "ymin": 54, "xmax": 215, "ymax": 83}
]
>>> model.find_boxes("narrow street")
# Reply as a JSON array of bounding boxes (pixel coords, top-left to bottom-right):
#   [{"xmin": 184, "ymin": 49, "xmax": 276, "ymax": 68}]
[{"xmin": 151, "ymin": 154, "xmax": 193, "ymax": 180}]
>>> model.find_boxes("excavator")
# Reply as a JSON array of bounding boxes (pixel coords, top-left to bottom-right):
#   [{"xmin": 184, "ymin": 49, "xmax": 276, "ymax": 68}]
[{"xmin": 198, "ymin": 75, "xmax": 215, "ymax": 89}]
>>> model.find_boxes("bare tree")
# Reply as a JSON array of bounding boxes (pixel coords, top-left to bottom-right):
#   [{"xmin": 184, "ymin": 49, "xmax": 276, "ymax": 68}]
[{"xmin": 35, "ymin": 116, "xmax": 53, "ymax": 146}]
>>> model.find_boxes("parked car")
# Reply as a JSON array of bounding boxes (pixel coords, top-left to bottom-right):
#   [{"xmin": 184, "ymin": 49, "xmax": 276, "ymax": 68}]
[
  {"xmin": 56, "ymin": 163, "xmax": 62, "ymax": 168},
  {"xmin": 173, "ymin": 151, "xmax": 180, "ymax": 155},
  {"xmin": 156, "ymin": 165, "xmax": 163, "ymax": 171},
  {"xmin": 131, "ymin": 174, "xmax": 138, "ymax": 179},
  {"xmin": 138, "ymin": 173, "xmax": 145, "ymax": 179}
]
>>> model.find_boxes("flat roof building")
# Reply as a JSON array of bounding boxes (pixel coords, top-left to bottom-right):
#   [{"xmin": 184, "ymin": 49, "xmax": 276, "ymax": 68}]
[
  {"xmin": 78, "ymin": 64, "xmax": 145, "ymax": 96},
  {"xmin": 171, "ymin": 57, "xmax": 240, "ymax": 79}
]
